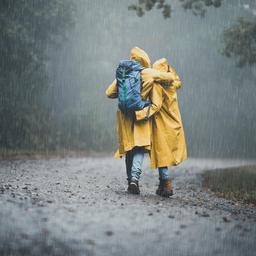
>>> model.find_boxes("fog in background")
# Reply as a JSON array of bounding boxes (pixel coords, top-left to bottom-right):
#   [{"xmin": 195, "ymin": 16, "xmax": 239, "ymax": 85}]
[{"xmin": 45, "ymin": 0, "xmax": 255, "ymax": 158}]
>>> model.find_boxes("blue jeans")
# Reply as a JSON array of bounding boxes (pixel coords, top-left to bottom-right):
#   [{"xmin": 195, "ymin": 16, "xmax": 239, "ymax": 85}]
[{"xmin": 125, "ymin": 147, "xmax": 170, "ymax": 181}]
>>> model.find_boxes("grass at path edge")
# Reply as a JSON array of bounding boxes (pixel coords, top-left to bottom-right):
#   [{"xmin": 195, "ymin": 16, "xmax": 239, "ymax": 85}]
[{"xmin": 202, "ymin": 165, "xmax": 256, "ymax": 205}]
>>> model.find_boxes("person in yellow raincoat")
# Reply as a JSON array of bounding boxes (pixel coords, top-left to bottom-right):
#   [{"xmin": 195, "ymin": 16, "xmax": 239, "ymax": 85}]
[
  {"xmin": 106, "ymin": 47, "xmax": 176, "ymax": 194},
  {"xmin": 135, "ymin": 58, "xmax": 187, "ymax": 196}
]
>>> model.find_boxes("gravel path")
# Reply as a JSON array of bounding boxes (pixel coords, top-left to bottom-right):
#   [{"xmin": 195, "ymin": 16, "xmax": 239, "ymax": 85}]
[{"xmin": 0, "ymin": 157, "xmax": 256, "ymax": 256}]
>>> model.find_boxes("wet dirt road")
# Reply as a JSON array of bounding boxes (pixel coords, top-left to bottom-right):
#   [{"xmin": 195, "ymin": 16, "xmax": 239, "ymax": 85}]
[{"xmin": 0, "ymin": 157, "xmax": 256, "ymax": 256}]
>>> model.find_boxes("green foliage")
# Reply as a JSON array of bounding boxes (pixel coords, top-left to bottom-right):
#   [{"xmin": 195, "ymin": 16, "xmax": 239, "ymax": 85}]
[
  {"xmin": 222, "ymin": 18, "xmax": 256, "ymax": 67},
  {"xmin": 0, "ymin": 0, "xmax": 76, "ymax": 150},
  {"xmin": 203, "ymin": 166, "xmax": 256, "ymax": 204},
  {"xmin": 180, "ymin": 0, "xmax": 222, "ymax": 17},
  {"xmin": 128, "ymin": 0, "xmax": 223, "ymax": 18},
  {"xmin": 129, "ymin": 0, "xmax": 171, "ymax": 18}
]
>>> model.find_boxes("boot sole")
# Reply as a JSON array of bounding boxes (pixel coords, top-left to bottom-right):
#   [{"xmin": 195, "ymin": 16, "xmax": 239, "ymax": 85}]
[
  {"xmin": 156, "ymin": 189, "xmax": 161, "ymax": 196},
  {"xmin": 128, "ymin": 182, "xmax": 140, "ymax": 195},
  {"xmin": 157, "ymin": 190, "xmax": 173, "ymax": 197}
]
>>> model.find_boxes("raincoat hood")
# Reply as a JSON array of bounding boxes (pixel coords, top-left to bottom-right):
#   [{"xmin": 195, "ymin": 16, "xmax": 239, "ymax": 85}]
[
  {"xmin": 130, "ymin": 47, "xmax": 151, "ymax": 68},
  {"xmin": 153, "ymin": 58, "xmax": 169, "ymax": 72}
]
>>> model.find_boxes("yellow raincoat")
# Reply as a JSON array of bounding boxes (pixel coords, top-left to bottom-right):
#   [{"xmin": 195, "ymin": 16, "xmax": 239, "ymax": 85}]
[
  {"xmin": 135, "ymin": 58, "xmax": 187, "ymax": 169},
  {"xmin": 106, "ymin": 47, "xmax": 176, "ymax": 158}
]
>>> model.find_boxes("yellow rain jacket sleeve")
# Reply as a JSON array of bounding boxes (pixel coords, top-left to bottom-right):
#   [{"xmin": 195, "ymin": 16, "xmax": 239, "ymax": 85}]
[
  {"xmin": 169, "ymin": 66, "xmax": 182, "ymax": 90},
  {"xmin": 135, "ymin": 83, "xmax": 163, "ymax": 121},
  {"xmin": 105, "ymin": 79, "xmax": 117, "ymax": 98},
  {"xmin": 140, "ymin": 68, "xmax": 175, "ymax": 99}
]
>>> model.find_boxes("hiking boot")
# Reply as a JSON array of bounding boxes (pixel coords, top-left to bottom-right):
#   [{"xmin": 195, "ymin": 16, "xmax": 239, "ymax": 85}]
[
  {"xmin": 127, "ymin": 179, "xmax": 140, "ymax": 195},
  {"xmin": 156, "ymin": 179, "xmax": 164, "ymax": 196},
  {"xmin": 156, "ymin": 179, "xmax": 173, "ymax": 197}
]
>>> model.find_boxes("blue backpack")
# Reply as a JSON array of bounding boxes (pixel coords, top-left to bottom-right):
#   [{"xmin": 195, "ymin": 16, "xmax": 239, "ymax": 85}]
[{"xmin": 116, "ymin": 60, "xmax": 150, "ymax": 114}]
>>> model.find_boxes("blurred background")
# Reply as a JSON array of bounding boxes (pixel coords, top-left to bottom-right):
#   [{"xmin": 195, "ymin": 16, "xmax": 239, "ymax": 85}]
[{"xmin": 1, "ymin": 0, "xmax": 256, "ymax": 158}]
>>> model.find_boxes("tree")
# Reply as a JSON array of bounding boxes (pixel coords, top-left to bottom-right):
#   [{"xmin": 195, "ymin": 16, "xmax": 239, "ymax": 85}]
[
  {"xmin": 0, "ymin": 0, "xmax": 76, "ymax": 151},
  {"xmin": 128, "ymin": 0, "xmax": 256, "ymax": 67},
  {"xmin": 222, "ymin": 17, "xmax": 256, "ymax": 67}
]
